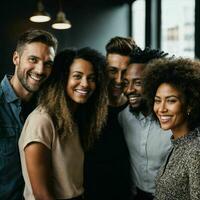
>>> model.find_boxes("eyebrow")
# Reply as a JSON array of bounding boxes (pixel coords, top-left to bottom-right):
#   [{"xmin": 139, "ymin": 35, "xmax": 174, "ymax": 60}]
[
  {"xmin": 72, "ymin": 71, "xmax": 95, "ymax": 75},
  {"xmin": 44, "ymin": 60, "xmax": 54, "ymax": 64},
  {"xmin": 155, "ymin": 95, "xmax": 180, "ymax": 99},
  {"xmin": 107, "ymin": 66, "xmax": 118, "ymax": 69},
  {"xmin": 29, "ymin": 55, "xmax": 54, "ymax": 62}
]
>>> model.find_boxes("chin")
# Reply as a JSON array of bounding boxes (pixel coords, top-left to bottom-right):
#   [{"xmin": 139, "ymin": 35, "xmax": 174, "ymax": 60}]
[
  {"xmin": 77, "ymin": 100, "xmax": 88, "ymax": 104},
  {"xmin": 130, "ymin": 104, "xmax": 140, "ymax": 108},
  {"xmin": 160, "ymin": 125, "xmax": 171, "ymax": 131}
]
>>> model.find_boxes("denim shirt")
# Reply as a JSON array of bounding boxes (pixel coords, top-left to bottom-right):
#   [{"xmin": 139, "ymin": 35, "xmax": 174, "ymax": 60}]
[{"xmin": 0, "ymin": 75, "xmax": 24, "ymax": 200}]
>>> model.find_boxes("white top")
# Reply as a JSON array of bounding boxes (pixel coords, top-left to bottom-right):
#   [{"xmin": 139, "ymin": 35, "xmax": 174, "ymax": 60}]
[
  {"xmin": 19, "ymin": 107, "xmax": 84, "ymax": 199},
  {"xmin": 118, "ymin": 106, "xmax": 172, "ymax": 194}
]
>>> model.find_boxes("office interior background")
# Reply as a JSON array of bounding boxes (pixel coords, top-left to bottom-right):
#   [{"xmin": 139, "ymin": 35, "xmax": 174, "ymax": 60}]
[{"xmin": 0, "ymin": 0, "xmax": 199, "ymax": 79}]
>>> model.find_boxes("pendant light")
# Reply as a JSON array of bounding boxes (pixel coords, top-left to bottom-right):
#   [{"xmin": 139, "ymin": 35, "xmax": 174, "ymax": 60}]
[
  {"xmin": 30, "ymin": 0, "xmax": 51, "ymax": 23},
  {"xmin": 52, "ymin": 0, "xmax": 71, "ymax": 30}
]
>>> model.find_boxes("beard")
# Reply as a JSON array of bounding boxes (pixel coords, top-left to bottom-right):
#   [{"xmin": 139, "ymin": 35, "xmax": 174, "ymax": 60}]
[
  {"xmin": 17, "ymin": 64, "xmax": 45, "ymax": 93},
  {"xmin": 129, "ymin": 99, "xmax": 148, "ymax": 115}
]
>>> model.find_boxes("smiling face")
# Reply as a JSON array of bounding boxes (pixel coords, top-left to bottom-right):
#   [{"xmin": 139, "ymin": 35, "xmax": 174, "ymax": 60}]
[
  {"xmin": 106, "ymin": 53, "xmax": 130, "ymax": 99},
  {"xmin": 123, "ymin": 63, "xmax": 145, "ymax": 109},
  {"xmin": 153, "ymin": 83, "xmax": 189, "ymax": 138},
  {"xmin": 12, "ymin": 42, "xmax": 55, "ymax": 95},
  {"xmin": 66, "ymin": 58, "xmax": 96, "ymax": 105}
]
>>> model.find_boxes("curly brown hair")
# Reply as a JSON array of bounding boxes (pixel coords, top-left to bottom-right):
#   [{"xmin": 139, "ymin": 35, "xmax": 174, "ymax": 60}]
[
  {"xmin": 38, "ymin": 47, "xmax": 108, "ymax": 150},
  {"xmin": 143, "ymin": 57, "xmax": 200, "ymax": 131}
]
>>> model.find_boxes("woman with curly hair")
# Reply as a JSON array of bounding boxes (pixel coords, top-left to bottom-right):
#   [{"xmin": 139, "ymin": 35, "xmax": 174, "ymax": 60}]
[
  {"xmin": 143, "ymin": 57, "xmax": 200, "ymax": 200},
  {"xmin": 18, "ymin": 47, "xmax": 108, "ymax": 200}
]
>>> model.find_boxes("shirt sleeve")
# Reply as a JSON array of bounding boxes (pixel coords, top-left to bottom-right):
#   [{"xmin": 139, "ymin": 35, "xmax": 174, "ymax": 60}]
[
  {"xmin": 19, "ymin": 109, "xmax": 55, "ymax": 150},
  {"xmin": 188, "ymin": 146, "xmax": 200, "ymax": 199}
]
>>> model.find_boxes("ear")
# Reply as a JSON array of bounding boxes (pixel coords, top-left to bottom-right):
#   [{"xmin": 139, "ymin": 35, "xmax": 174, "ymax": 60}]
[{"xmin": 13, "ymin": 51, "xmax": 20, "ymax": 66}]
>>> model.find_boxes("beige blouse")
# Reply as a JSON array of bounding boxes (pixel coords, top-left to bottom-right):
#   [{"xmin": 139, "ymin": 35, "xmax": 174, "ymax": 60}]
[{"xmin": 19, "ymin": 107, "xmax": 84, "ymax": 200}]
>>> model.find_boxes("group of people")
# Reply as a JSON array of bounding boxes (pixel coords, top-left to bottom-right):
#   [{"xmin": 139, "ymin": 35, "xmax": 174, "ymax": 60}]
[{"xmin": 1, "ymin": 28, "xmax": 200, "ymax": 200}]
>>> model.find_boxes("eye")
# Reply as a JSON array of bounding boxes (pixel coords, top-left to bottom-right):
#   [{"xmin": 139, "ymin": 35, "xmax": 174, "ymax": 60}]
[
  {"xmin": 44, "ymin": 61, "xmax": 53, "ymax": 68},
  {"xmin": 88, "ymin": 75, "xmax": 96, "ymax": 82},
  {"xmin": 167, "ymin": 99, "xmax": 177, "ymax": 104},
  {"xmin": 154, "ymin": 98, "xmax": 161, "ymax": 104},
  {"xmin": 73, "ymin": 74, "xmax": 82, "ymax": 80},
  {"xmin": 108, "ymin": 68, "xmax": 117, "ymax": 75},
  {"xmin": 28, "ymin": 56, "xmax": 37, "ymax": 63},
  {"xmin": 123, "ymin": 80, "xmax": 129, "ymax": 87},
  {"xmin": 135, "ymin": 81, "xmax": 142, "ymax": 86}
]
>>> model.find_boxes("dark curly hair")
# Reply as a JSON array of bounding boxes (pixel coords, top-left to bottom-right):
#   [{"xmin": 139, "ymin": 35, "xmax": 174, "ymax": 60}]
[
  {"xmin": 38, "ymin": 47, "xmax": 108, "ymax": 150},
  {"xmin": 129, "ymin": 46, "xmax": 168, "ymax": 64},
  {"xmin": 143, "ymin": 57, "xmax": 200, "ymax": 131}
]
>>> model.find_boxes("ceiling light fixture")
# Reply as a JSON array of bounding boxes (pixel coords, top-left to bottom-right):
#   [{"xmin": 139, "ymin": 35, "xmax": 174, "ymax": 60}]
[
  {"xmin": 52, "ymin": 0, "xmax": 71, "ymax": 30},
  {"xmin": 30, "ymin": 0, "xmax": 51, "ymax": 23}
]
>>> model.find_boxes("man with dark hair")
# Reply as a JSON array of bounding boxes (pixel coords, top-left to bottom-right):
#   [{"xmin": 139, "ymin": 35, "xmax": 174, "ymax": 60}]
[
  {"xmin": 0, "ymin": 29, "xmax": 57, "ymax": 199},
  {"xmin": 118, "ymin": 47, "xmax": 171, "ymax": 200},
  {"xmin": 84, "ymin": 36, "xmax": 136, "ymax": 200},
  {"xmin": 105, "ymin": 36, "xmax": 136, "ymax": 107},
  {"xmin": 106, "ymin": 36, "xmax": 136, "ymax": 56}
]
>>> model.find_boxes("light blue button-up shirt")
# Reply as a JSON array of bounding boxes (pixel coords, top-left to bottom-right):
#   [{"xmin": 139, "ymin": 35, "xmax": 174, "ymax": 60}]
[
  {"xmin": 0, "ymin": 75, "xmax": 24, "ymax": 200},
  {"xmin": 118, "ymin": 106, "xmax": 172, "ymax": 194}
]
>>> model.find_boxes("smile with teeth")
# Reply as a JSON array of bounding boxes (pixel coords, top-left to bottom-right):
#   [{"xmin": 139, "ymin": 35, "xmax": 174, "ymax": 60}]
[
  {"xmin": 128, "ymin": 95, "xmax": 140, "ymax": 101},
  {"xmin": 29, "ymin": 73, "xmax": 43, "ymax": 82},
  {"xmin": 75, "ymin": 89, "xmax": 89, "ymax": 95},
  {"xmin": 114, "ymin": 85, "xmax": 122, "ymax": 89},
  {"xmin": 159, "ymin": 115, "xmax": 172, "ymax": 123}
]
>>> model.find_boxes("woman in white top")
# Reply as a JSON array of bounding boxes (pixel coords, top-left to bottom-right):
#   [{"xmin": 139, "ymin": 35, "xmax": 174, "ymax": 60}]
[{"xmin": 19, "ymin": 47, "xmax": 108, "ymax": 200}]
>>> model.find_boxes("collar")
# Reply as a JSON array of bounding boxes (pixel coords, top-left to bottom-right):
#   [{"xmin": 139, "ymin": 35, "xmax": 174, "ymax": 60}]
[
  {"xmin": 129, "ymin": 105, "xmax": 152, "ymax": 122},
  {"xmin": 171, "ymin": 127, "xmax": 200, "ymax": 146},
  {"xmin": 1, "ymin": 75, "xmax": 20, "ymax": 104}
]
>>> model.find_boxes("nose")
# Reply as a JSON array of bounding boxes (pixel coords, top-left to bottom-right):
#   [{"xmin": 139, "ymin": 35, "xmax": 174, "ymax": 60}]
[
  {"xmin": 80, "ymin": 77, "xmax": 89, "ymax": 87},
  {"xmin": 126, "ymin": 82, "xmax": 136, "ymax": 94},
  {"xmin": 158, "ymin": 101, "xmax": 167, "ymax": 113},
  {"xmin": 34, "ymin": 62, "xmax": 45, "ymax": 74},
  {"xmin": 115, "ymin": 72, "xmax": 122, "ymax": 84}
]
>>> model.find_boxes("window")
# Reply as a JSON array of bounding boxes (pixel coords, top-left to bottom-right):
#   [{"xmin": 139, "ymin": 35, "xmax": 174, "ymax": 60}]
[
  {"xmin": 161, "ymin": 0, "xmax": 195, "ymax": 58},
  {"xmin": 132, "ymin": 0, "xmax": 145, "ymax": 49}
]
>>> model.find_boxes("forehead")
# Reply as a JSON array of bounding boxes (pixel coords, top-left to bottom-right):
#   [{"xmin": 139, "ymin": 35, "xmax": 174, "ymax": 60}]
[
  {"xmin": 70, "ymin": 58, "xmax": 94, "ymax": 73},
  {"xmin": 22, "ymin": 42, "xmax": 55, "ymax": 58},
  {"xmin": 125, "ymin": 63, "xmax": 145, "ymax": 78},
  {"xmin": 156, "ymin": 83, "xmax": 182, "ymax": 97},
  {"xmin": 107, "ymin": 53, "xmax": 130, "ymax": 70}
]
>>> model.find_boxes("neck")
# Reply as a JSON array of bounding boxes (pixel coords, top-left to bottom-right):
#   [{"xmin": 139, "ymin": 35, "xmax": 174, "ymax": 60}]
[
  {"xmin": 10, "ymin": 76, "xmax": 33, "ymax": 102},
  {"xmin": 109, "ymin": 94, "xmax": 127, "ymax": 107},
  {"xmin": 68, "ymin": 99, "xmax": 78, "ymax": 115},
  {"xmin": 129, "ymin": 101, "xmax": 148, "ymax": 116},
  {"xmin": 172, "ymin": 122, "xmax": 189, "ymax": 140}
]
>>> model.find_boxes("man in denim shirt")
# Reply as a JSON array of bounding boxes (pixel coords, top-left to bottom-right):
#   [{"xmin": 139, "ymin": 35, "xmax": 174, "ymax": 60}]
[{"xmin": 0, "ymin": 29, "xmax": 57, "ymax": 199}]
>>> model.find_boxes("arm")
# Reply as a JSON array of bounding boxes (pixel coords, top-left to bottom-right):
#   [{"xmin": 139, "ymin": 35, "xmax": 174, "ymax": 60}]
[
  {"xmin": 188, "ymin": 148, "xmax": 200, "ymax": 200},
  {"xmin": 24, "ymin": 142, "xmax": 55, "ymax": 200}
]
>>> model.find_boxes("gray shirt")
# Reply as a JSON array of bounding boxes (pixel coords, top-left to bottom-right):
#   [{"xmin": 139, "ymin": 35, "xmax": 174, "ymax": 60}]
[{"xmin": 118, "ymin": 106, "xmax": 172, "ymax": 194}]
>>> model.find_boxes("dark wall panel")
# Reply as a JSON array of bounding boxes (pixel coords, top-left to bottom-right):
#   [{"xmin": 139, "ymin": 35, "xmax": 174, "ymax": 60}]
[{"xmin": 0, "ymin": 1, "xmax": 129, "ymax": 79}]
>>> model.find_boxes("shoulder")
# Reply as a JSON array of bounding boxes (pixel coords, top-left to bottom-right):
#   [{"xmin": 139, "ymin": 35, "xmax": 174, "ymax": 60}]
[
  {"xmin": 188, "ymin": 139, "xmax": 200, "ymax": 153},
  {"xmin": 185, "ymin": 138, "xmax": 200, "ymax": 164},
  {"xmin": 118, "ymin": 105, "xmax": 129, "ymax": 116},
  {"xmin": 22, "ymin": 106, "xmax": 55, "ymax": 138},
  {"xmin": 19, "ymin": 107, "xmax": 55, "ymax": 150},
  {"xmin": 118, "ymin": 106, "xmax": 130, "ymax": 122},
  {"xmin": 27, "ymin": 106, "xmax": 53, "ymax": 126},
  {"xmin": 0, "ymin": 76, "xmax": 7, "ymax": 100}
]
